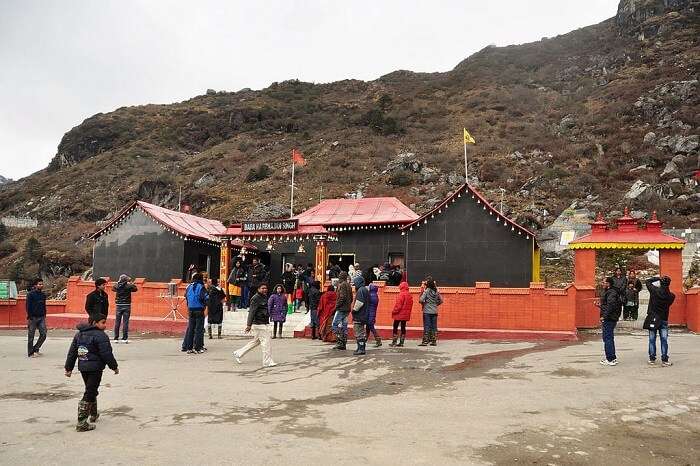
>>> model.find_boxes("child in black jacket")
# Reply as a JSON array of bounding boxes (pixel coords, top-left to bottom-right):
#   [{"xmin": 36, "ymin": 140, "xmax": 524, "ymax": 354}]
[{"xmin": 65, "ymin": 315, "xmax": 119, "ymax": 432}]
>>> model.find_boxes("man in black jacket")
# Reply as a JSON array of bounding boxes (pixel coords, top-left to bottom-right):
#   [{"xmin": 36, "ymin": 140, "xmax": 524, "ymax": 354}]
[
  {"xmin": 112, "ymin": 274, "xmax": 137, "ymax": 343},
  {"xmin": 26, "ymin": 278, "xmax": 47, "ymax": 357},
  {"xmin": 248, "ymin": 258, "xmax": 268, "ymax": 297},
  {"xmin": 232, "ymin": 284, "xmax": 276, "ymax": 367},
  {"xmin": 64, "ymin": 315, "xmax": 119, "ymax": 432},
  {"xmin": 598, "ymin": 277, "xmax": 622, "ymax": 366},
  {"xmin": 85, "ymin": 278, "xmax": 109, "ymax": 320},
  {"xmin": 644, "ymin": 276, "xmax": 676, "ymax": 366}
]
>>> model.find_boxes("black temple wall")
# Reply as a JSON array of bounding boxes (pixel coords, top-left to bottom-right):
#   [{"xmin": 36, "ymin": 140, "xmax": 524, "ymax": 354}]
[
  {"xmin": 93, "ymin": 210, "xmax": 184, "ymax": 282},
  {"xmin": 183, "ymin": 241, "xmax": 221, "ymax": 281},
  {"xmin": 406, "ymin": 195, "xmax": 533, "ymax": 287}
]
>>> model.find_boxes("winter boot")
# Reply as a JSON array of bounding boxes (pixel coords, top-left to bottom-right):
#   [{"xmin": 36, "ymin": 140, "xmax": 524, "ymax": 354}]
[
  {"xmin": 311, "ymin": 326, "xmax": 317, "ymax": 340},
  {"xmin": 353, "ymin": 338, "xmax": 366, "ymax": 356},
  {"xmin": 88, "ymin": 401, "xmax": 99, "ymax": 423},
  {"xmin": 374, "ymin": 336, "xmax": 382, "ymax": 347},
  {"xmin": 429, "ymin": 330, "xmax": 437, "ymax": 346},
  {"xmin": 76, "ymin": 401, "xmax": 95, "ymax": 432},
  {"xmin": 388, "ymin": 333, "xmax": 398, "ymax": 347},
  {"xmin": 397, "ymin": 335, "xmax": 405, "ymax": 347},
  {"xmin": 334, "ymin": 336, "xmax": 347, "ymax": 350},
  {"xmin": 208, "ymin": 325, "xmax": 213, "ymax": 339},
  {"xmin": 217, "ymin": 325, "xmax": 222, "ymax": 339},
  {"xmin": 418, "ymin": 333, "xmax": 429, "ymax": 346}
]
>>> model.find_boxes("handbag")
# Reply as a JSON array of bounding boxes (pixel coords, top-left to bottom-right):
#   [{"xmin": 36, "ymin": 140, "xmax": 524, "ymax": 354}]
[{"xmin": 643, "ymin": 313, "xmax": 660, "ymax": 330}]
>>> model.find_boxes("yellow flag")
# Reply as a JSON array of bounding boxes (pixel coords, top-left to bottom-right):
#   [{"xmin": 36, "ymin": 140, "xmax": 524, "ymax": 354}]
[{"xmin": 463, "ymin": 128, "xmax": 475, "ymax": 144}]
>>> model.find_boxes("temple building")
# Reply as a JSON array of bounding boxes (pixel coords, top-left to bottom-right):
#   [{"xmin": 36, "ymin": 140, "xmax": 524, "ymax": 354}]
[
  {"xmin": 91, "ymin": 201, "xmax": 231, "ymax": 282},
  {"xmin": 218, "ymin": 184, "xmax": 540, "ymax": 287}
]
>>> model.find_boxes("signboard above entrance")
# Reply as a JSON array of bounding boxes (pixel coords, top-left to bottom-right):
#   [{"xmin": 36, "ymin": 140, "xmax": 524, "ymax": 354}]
[{"xmin": 241, "ymin": 219, "xmax": 298, "ymax": 232}]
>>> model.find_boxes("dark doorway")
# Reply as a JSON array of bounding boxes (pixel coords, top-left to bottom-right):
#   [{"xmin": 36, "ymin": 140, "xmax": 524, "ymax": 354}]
[{"xmin": 329, "ymin": 253, "xmax": 355, "ymax": 272}]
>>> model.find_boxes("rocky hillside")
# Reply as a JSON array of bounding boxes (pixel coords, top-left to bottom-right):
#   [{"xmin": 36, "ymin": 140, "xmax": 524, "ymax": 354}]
[{"xmin": 0, "ymin": 0, "xmax": 698, "ymax": 291}]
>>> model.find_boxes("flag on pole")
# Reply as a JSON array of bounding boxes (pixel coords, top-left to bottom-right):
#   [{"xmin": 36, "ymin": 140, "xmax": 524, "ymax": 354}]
[
  {"xmin": 463, "ymin": 128, "xmax": 475, "ymax": 144},
  {"xmin": 292, "ymin": 148, "xmax": 306, "ymax": 166}
]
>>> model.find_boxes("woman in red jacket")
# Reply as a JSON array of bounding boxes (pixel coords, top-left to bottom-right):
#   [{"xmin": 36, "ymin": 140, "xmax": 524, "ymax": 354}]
[
  {"xmin": 317, "ymin": 285, "xmax": 337, "ymax": 342},
  {"xmin": 390, "ymin": 282, "xmax": 413, "ymax": 347}
]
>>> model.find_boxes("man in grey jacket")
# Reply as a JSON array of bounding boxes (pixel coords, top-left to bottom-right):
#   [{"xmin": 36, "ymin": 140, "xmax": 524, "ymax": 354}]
[{"xmin": 351, "ymin": 276, "xmax": 370, "ymax": 356}]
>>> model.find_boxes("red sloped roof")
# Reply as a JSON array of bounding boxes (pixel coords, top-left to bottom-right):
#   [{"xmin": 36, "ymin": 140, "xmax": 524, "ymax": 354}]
[
  {"xmin": 92, "ymin": 201, "xmax": 226, "ymax": 243},
  {"xmin": 570, "ymin": 230, "xmax": 685, "ymax": 245},
  {"xmin": 295, "ymin": 197, "xmax": 418, "ymax": 226}
]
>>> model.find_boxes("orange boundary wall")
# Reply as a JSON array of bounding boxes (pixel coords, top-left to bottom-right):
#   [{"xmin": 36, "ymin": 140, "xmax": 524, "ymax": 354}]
[{"xmin": 2, "ymin": 276, "xmax": 697, "ymax": 338}]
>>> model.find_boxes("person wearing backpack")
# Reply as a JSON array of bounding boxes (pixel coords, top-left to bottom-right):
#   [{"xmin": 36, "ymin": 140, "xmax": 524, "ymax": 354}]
[{"xmin": 182, "ymin": 273, "xmax": 209, "ymax": 354}]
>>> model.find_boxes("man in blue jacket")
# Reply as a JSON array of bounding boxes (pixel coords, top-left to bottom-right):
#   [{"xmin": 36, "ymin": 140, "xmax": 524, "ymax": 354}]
[{"xmin": 26, "ymin": 278, "xmax": 47, "ymax": 358}]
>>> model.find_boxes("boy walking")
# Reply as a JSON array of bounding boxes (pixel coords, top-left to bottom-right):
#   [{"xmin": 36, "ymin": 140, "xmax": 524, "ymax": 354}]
[
  {"xmin": 26, "ymin": 278, "xmax": 47, "ymax": 358},
  {"xmin": 233, "ymin": 284, "xmax": 276, "ymax": 367},
  {"xmin": 64, "ymin": 315, "xmax": 119, "ymax": 432}
]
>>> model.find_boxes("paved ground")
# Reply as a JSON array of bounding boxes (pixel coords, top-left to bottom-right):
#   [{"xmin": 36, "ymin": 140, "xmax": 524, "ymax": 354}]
[{"xmin": 1, "ymin": 329, "xmax": 699, "ymax": 465}]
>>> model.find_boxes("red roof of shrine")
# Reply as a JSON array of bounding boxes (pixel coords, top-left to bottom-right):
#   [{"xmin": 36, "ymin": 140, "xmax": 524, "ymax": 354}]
[
  {"xmin": 92, "ymin": 201, "xmax": 226, "ymax": 243},
  {"xmin": 569, "ymin": 210, "xmax": 685, "ymax": 249},
  {"xmin": 295, "ymin": 197, "xmax": 418, "ymax": 226}
]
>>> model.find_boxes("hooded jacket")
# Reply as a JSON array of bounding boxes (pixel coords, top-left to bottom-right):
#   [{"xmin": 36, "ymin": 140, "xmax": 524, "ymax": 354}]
[
  {"xmin": 419, "ymin": 287, "xmax": 443, "ymax": 315},
  {"xmin": 113, "ymin": 279, "xmax": 137, "ymax": 305},
  {"xmin": 64, "ymin": 323, "xmax": 118, "ymax": 373},
  {"xmin": 645, "ymin": 277, "xmax": 675, "ymax": 322},
  {"xmin": 599, "ymin": 287, "xmax": 622, "ymax": 321},
  {"xmin": 392, "ymin": 282, "xmax": 413, "ymax": 321},
  {"xmin": 351, "ymin": 276, "xmax": 370, "ymax": 324},
  {"xmin": 307, "ymin": 284, "xmax": 321, "ymax": 312},
  {"xmin": 207, "ymin": 286, "xmax": 225, "ymax": 324},
  {"xmin": 268, "ymin": 288, "xmax": 288, "ymax": 322},
  {"xmin": 366, "ymin": 284, "xmax": 379, "ymax": 325}
]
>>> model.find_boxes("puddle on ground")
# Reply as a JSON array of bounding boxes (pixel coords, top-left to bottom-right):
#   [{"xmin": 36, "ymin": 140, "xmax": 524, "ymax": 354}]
[{"xmin": 0, "ymin": 391, "xmax": 75, "ymax": 402}]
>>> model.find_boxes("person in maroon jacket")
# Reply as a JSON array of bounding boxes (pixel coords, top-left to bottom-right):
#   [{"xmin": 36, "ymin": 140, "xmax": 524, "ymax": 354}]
[{"xmin": 389, "ymin": 282, "xmax": 413, "ymax": 347}]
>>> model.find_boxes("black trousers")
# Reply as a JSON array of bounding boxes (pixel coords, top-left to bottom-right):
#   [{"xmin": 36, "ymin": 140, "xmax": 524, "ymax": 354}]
[
  {"xmin": 81, "ymin": 371, "xmax": 103, "ymax": 402},
  {"xmin": 392, "ymin": 320, "xmax": 407, "ymax": 335},
  {"xmin": 273, "ymin": 321, "xmax": 284, "ymax": 336}
]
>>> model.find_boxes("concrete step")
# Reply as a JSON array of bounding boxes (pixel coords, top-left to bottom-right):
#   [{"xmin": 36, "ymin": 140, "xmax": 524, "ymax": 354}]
[{"xmin": 221, "ymin": 308, "xmax": 310, "ymax": 337}]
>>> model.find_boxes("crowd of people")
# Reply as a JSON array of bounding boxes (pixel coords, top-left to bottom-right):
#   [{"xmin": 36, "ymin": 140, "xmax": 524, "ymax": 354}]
[{"xmin": 17, "ymin": 258, "xmax": 679, "ymax": 434}]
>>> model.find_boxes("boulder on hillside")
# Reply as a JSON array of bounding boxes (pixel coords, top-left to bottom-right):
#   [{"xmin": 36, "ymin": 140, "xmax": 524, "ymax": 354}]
[
  {"xmin": 249, "ymin": 201, "xmax": 289, "ymax": 220},
  {"xmin": 660, "ymin": 161, "xmax": 680, "ymax": 180}
]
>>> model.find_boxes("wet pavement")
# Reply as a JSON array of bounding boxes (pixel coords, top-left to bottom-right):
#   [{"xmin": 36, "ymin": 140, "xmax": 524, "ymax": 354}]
[{"xmin": 1, "ymin": 330, "xmax": 699, "ymax": 465}]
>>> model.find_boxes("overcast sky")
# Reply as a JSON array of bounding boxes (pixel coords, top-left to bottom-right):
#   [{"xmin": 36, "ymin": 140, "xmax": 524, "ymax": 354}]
[{"xmin": 0, "ymin": 0, "xmax": 616, "ymax": 180}]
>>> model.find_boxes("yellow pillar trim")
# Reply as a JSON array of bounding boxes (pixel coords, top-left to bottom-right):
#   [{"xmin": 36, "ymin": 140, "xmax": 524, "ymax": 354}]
[
  {"xmin": 532, "ymin": 244, "xmax": 541, "ymax": 283},
  {"xmin": 568, "ymin": 242, "xmax": 684, "ymax": 250}
]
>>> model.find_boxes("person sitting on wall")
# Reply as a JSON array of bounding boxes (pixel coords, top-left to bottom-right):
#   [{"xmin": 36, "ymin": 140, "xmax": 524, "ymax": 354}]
[{"xmin": 85, "ymin": 278, "xmax": 109, "ymax": 320}]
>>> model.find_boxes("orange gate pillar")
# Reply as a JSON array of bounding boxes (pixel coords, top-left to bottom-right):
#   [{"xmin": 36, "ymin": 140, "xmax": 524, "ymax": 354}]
[
  {"xmin": 220, "ymin": 240, "xmax": 231, "ymax": 297},
  {"xmin": 573, "ymin": 249, "xmax": 598, "ymax": 328},
  {"xmin": 574, "ymin": 249, "xmax": 596, "ymax": 287},
  {"xmin": 659, "ymin": 249, "xmax": 686, "ymax": 325},
  {"xmin": 315, "ymin": 240, "xmax": 328, "ymax": 284}
]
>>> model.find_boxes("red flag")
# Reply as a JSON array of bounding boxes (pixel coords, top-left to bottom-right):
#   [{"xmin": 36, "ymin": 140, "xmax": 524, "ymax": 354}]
[{"xmin": 292, "ymin": 148, "xmax": 306, "ymax": 166}]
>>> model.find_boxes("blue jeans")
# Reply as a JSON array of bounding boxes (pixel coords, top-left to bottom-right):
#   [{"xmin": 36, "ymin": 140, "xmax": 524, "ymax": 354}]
[
  {"xmin": 332, "ymin": 311, "xmax": 349, "ymax": 337},
  {"xmin": 27, "ymin": 316, "xmax": 47, "ymax": 356},
  {"xmin": 602, "ymin": 320, "xmax": 617, "ymax": 362},
  {"xmin": 114, "ymin": 306, "xmax": 131, "ymax": 340},
  {"xmin": 310, "ymin": 309, "xmax": 319, "ymax": 327},
  {"xmin": 423, "ymin": 313, "xmax": 438, "ymax": 333},
  {"xmin": 648, "ymin": 320, "xmax": 669, "ymax": 362},
  {"xmin": 182, "ymin": 309, "xmax": 205, "ymax": 351}
]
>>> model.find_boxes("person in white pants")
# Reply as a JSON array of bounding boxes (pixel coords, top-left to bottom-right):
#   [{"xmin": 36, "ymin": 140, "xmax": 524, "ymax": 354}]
[{"xmin": 233, "ymin": 284, "xmax": 277, "ymax": 368}]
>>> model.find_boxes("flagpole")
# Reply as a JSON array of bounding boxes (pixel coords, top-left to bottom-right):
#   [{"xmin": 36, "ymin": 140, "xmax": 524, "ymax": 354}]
[
  {"xmin": 290, "ymin": 153, "xmax": 295, "ymax": 218},
  {"xmin": 463, "ymin": 137, "xmax": 468, "ymax": 184}
]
